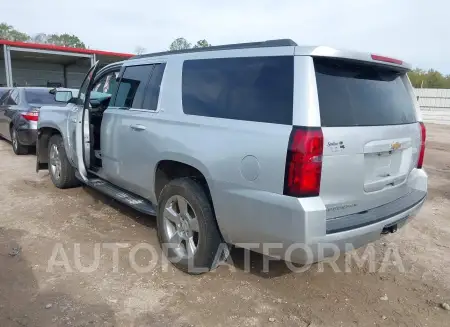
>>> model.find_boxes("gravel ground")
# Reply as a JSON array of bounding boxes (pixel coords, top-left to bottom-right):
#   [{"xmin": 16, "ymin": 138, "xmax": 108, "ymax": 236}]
[{"xmin": 0, "ymin": 123, "xmax": 449, "ymax": 327}]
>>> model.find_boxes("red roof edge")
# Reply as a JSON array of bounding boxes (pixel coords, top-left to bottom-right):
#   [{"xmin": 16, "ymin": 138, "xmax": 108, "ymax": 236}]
[{"xmin": 0, "ymin": 39, "xmax": 133, "ymax": 58}]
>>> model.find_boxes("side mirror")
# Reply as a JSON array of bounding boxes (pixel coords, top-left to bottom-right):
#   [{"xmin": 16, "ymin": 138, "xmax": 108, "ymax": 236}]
[{"xmin": 55, "ymin": 90, "xmax": 73, "ymax": 103}]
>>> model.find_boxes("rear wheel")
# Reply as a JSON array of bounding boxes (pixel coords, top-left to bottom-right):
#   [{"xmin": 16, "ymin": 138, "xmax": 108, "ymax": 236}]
[
  {"xmin": 10, "ymin": 127, "xmax": 29, "ymax": 155},
  {"xmin": 48, "ymin": 134, "xmax": 80, "ymax": 189},
  {"xmin": 157, "ymin": 178, "xmax": 223, "ymax": 274}
]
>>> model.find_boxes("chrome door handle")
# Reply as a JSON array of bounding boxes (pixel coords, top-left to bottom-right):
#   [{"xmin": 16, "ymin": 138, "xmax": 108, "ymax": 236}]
[{"xmin": 130, "ymin": 124, "xmax": 146, "ymax": 131}]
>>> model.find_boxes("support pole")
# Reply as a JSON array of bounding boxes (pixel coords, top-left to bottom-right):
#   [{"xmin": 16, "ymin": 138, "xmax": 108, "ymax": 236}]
[
  {"xmin": 63, "ymin": 64, "xmax": 68, "ymax": 87},
  {"xmin": 3, "ymin": 45, "xmax": 13, "ymax": 87}
]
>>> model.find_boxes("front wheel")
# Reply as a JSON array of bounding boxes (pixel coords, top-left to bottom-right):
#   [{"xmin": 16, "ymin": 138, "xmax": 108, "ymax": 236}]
[
  {"xmin": 157, "ymin": 178, "xmax": 223, "ymax": 274},
  {"xmin": 11, "ymin": 127, "xmax": 29, "ymax": 155},
  {"xmin": 48, "ymin": 134, "xmax": 80, "ymax": 189}
]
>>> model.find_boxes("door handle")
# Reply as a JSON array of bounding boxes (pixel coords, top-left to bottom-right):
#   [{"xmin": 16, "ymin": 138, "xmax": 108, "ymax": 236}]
[{"xmin": 130, "ymin": 124, "xmax": 146, "ymax": 131}]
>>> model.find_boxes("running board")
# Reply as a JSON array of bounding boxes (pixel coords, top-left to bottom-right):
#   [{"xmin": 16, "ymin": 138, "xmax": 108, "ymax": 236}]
[{"xmin": 77, "ymin": 173, "xmax": 156, "ymax": 216}]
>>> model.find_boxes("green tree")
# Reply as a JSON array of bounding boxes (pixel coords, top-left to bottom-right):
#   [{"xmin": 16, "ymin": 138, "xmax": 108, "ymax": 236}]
[
  {"xmin": 169, "ymin": 38, "xmax": 191, "ymax": 51},
  {"xmin": 0, "ymin": 22, "xmax": 30, "ymax": 41},
  {"xmin": 425, "ymin": 69, "xmax": 446, "ymax": 88},
  {"xmin": 193, "ymin": 39, "xmax": 211, "ymax": 48},
  {"xmin": 407, "ymin": 68, "xmax": 426, "ymax": 88},
  {"xmin": 408, "ymin": 68, "xmax": 450, "ymax": 89},
  {"xmin": 445, "ymin": 75, "xmax": 450, "ymax": 88},
  {"xmin": 47, "ymin": 33, "xmax": 86, "ymax": 48}
]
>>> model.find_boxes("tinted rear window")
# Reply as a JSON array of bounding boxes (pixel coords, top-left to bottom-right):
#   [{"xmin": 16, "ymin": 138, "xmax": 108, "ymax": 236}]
[
  {"xmin": 314, "ymin": 59, "xmax": 416, "ymax": 127},
  {"xmin": 25, "ymin": 89, "xmax": 59, "ymax": 105},
  {"xmin": 182, "ymin": 56, "xmax": 293, "ymax": 124}
]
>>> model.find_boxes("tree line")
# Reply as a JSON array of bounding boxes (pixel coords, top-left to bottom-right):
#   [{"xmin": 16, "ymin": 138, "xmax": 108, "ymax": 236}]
[
  {"xmin": 407, "ymin": 68, "xmax": 450, "ymax": 89},
  {"xmin": 169, "ymin": 37, "xmax": 211, "ymax": 50},
  {"xmin": 0, "ymin": 22, "xmax": 86, "ymax": 48},
  {"xmin": 135, "ymin": 38, "xmax": 211, "ymax": 55},
  {"xmin": 167, "ymin": 37, "xmax": 450, "ymax": 89},
  {"xmin": 0, "ymin": 23, "xmax": 210, "ymax": 55},
  {"xmin": 2, "ymin": 22, "xmax": 449, "ymax": 89}
]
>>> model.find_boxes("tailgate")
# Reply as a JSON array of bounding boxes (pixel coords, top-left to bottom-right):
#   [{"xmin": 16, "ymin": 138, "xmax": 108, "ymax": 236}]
[{"xmin": 313, "ymin": 58, "xmax": 421, "ymax": 219}]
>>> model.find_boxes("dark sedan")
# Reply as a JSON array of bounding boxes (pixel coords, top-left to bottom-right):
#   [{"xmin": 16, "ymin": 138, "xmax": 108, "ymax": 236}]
[{"xmin": 0, "ymin": 87, "xmax": 64, "ymax": 155}]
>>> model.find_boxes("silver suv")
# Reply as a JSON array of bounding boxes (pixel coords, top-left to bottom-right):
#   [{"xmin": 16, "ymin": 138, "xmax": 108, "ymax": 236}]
[{"xmin": 36, "ymin": 39, "xmax": 427, "ymax": 274}]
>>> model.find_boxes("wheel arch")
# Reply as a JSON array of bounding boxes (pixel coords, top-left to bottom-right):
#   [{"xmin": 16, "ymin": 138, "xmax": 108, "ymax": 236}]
[
  {"xmin": 36, "ymin": 126, "xmax": 63, "ymax": 171},
  {"xmin": 153, "ymin": 155, "xmax": 214, "ymax": 205}
]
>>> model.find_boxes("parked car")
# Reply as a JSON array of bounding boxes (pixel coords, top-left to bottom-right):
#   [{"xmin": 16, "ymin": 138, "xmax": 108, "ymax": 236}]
[
  {"xmin": 0, "ymin": 87, "xmax": 71, "ymax": 155},
  {"xmin": 36, "ymin": 39, "xmax": 428, "ymax": 274}
]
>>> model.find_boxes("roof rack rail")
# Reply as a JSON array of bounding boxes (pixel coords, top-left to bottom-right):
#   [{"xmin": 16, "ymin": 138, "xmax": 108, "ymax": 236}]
[{"xmin": 131, "ymin": 39, "xmax": 297, "ymax": 59}]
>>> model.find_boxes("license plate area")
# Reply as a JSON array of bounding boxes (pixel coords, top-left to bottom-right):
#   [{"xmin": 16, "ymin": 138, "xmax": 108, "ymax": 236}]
[
  {"xmin": 363, "ymin": 139, "xmax": 412, "ymax": 193},
  {"xmin": 364, "ymin": 151, "xmax": 402, "ymax": 181}
]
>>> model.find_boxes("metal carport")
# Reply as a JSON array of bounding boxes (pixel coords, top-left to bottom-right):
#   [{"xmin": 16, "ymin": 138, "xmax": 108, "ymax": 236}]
[{"xmin": 0, "ymin": 40, "xmax": 133, "ymax": 88}]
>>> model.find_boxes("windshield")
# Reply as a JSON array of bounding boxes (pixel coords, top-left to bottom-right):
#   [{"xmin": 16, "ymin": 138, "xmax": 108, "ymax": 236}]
[
  {"xmin": 314, "ymin": 58, "xmax": 416, "ymax": 127},
  {"xmin": 25, "ymin": 89, "xmax": 60, "ymax": 105}
]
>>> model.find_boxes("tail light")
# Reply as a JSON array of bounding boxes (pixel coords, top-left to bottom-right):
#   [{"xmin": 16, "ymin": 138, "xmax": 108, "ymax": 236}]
[
  {"xmin": 21, "ymin": 111, "xmax": 39, "ymax": 121},
  {"xmin": 417, "ymin": 122, "xmax": 426, "ymax": 168},
  {"xmin": 284, "ymin": 127, "xmax": 323, "ymax": 197}
]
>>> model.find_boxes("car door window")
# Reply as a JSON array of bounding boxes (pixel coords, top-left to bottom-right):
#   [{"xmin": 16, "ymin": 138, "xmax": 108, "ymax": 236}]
[
  {"xmin": 0, "ymin": 90, "xmax": 11, "ymax": 105},
  {"xmin": 7, "ymin": 89, "xmax": 18, "ymax": 105},
  {"xmin": 142, "ymin": 64, "xmax": 166, "ymax": 111},
  {"xmin": 114, "ymin": 65, "xmax": 155, "ymax": 109},
  {"xmin": 181, "ymin": 56, "xmax": 294, "ymax": 124},
  {"xmin": 93, "ymin": 71, "xmax": 119, "ymax": 96}
]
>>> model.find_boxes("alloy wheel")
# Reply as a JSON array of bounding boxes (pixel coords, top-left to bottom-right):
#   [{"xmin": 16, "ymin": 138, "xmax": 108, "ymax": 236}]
[
  {"xmin": 49, "ymin": 144, "xmax": 62, "ymax": 181},
  {"xmin": 162, "ymin": 195, "xmax": 200, "ymax": 259}
]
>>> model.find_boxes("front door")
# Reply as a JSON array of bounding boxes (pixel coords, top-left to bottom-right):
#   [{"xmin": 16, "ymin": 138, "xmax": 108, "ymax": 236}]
[
  {"xmin": 73, "ymin": 61, "xmax": 100, "ymax": 180},
  {"xmin": 101, "ymin": 62, "xmax": 165, "ymax": 199}
]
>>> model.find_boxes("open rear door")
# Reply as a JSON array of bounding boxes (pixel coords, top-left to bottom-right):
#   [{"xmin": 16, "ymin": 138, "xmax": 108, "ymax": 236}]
[{"xmin": 75, "ymin": 61, "xmax": 100, "ymax": 181}]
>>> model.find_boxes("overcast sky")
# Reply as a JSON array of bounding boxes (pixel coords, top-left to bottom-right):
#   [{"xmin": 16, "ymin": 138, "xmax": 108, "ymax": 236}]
[{"xmin": 3, "ymin": 0, "xmax": 448, "ymax": 72}]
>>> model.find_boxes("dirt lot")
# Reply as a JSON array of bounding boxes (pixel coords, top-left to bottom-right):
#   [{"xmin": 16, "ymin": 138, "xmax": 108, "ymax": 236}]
[{"xmin": 1, "ymin": 124, "xmax": 449, "ymax": 327}]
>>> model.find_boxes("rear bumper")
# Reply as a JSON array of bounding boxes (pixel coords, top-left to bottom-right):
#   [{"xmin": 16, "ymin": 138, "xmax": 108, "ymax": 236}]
[
  {"xmin": 325, "ymin": 189, "xmax": 426, "ymax": 234},
  {"xmin": 253, "ymin": 191, "xmax": 426, "ymax": 264},
  {"xmin": 216, "ymin": 169, "xmax": 428, "ymax": 264},
  {"xmin": 303, "ymin": 194, "xmax": 425, "ymax": 262}
]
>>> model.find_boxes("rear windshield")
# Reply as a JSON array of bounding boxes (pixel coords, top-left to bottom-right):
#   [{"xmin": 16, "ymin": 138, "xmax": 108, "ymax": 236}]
[
  {"xmin": 25, "ymin": 89, "xmax": 59, "ymax": 105},
  {"xmin": 314, "ymin": 58, "xmax": 416, "ymax": 127}
]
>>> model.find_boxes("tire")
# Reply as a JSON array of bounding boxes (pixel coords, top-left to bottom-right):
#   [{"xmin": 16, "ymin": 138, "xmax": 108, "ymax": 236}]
[
  {"xmin": 10, "ymin": 127, "xmax": 29, "ymax": 155},
  {"xmin": 157, "ymin": 178, "xmax": 223, "ymax": 274},
  {"xmin": 48, "ymin": 134, "xmax": 80, "ymax": 189}
]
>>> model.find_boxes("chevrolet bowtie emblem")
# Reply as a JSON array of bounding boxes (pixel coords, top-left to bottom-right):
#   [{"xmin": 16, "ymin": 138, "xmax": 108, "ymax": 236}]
[{"xmin": 391, "ymin": 142, "xmax": 401, "ymax": 151}]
